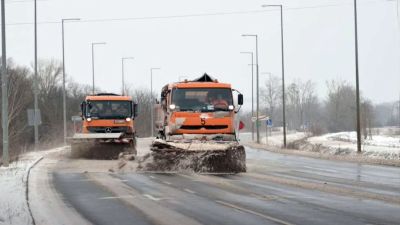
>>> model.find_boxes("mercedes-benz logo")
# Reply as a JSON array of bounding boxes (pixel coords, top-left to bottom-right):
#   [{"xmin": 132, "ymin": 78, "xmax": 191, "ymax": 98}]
[{"xmin": 105, "ymin": 127, "xmax": 112, "ymax": 133}]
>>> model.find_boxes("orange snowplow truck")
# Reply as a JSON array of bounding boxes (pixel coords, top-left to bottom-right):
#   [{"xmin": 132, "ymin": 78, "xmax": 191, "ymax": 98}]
[
  {"xmin": 149, "ymin": 74, "xmax": 246, "ymax": 173},
  {"xmin": 155, "ymin": 74, "xmax": 243, "ymax": 140},
  {"xmin": 70, "ymin": 93, "xmax": 138, "ymax": 158}
]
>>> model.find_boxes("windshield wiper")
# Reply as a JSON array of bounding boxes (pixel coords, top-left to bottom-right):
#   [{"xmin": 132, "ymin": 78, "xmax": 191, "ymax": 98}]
[{"xmin": 179, "ymin": 108, "xmax": 195, "ymax": 112}]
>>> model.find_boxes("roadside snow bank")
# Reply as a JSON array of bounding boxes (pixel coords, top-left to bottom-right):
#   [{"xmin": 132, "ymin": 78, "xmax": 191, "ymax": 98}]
[
  {"xmin": 251, "ymin": 129, "xmax": 400, "ymax": 162},
  {"xmin": 307, "ymin": 132, "xmax": 400, "ymax": 160},
  {"xmin": 0, "ymin": 147, "xmax": 66, "ymax": 225},
  {"xmin": 260, "ymin": 131, "xmax": 307, "ymax": 147}
]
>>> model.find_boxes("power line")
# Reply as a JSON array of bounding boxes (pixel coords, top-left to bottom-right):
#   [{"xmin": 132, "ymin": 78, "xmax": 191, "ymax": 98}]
[{"xmin": 1, "ymin": 0, "xmax": 385, "ymax": 27}]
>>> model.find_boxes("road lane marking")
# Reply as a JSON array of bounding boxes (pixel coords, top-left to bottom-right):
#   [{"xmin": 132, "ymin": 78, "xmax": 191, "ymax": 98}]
[
  {"xmin": 99, "ymin": 195, "xmax": 137, "ymax": 200},
  {"xmin": 216, "ymin": 200, "xmax": 295, "ymax": 225},
  {"xmin": 303, "ymin": 166, "xmax": 338, "ymax": 173},
  {"xmin": 143, "ymin": 194, "xmax": 163, "ymax": 201},
  {"xmin": 149, "ymin": 175, "xmax": 156, "ymax": 179},
  {"xmin": 162, "ymin": 181, "xmax": 172, "ymax": 185},
  {"xmin": 184, "ymin": 189, "xmax": 196, "ymax": 194}
]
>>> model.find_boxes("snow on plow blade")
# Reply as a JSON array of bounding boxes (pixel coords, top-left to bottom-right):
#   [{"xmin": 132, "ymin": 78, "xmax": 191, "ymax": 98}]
[
  {"xmin": 141, "ymin": 139, "xmax": 246, "ymax": 173},
  {"xmin": 69, "ymin": 133, "xmax": 135, "ymax": 159}
]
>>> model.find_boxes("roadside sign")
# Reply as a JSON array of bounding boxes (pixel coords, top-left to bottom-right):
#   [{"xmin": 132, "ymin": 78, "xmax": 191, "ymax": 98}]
[
  {"xmin": 27, "ymin": 109, "xmax": 42, "ymax": 126},
  {"xmin": 71, "ymin": 116, "xmax": 82, "ymax": 122},
  {"xmin": 266, "ymin": 119, "xmax": 273, "ymax": 127},
  {"xmin": 252, "ymin": 115, "xmax": 268, "ymax": 122}
]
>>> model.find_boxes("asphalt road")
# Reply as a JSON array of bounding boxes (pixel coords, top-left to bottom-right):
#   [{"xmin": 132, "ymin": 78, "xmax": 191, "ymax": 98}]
[{"xmin": 30, "ymin": 138, "xmax": 400, "ymax": 225}]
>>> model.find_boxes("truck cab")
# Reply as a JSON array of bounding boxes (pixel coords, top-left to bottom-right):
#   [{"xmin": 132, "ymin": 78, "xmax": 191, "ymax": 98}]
[
  {"xmin": 80, "ymin": 93, "xmax": 138, "ymax": 135},
  {"xmin": 155, "ymin": 74, "xmax": 243, "ymax": 141}
]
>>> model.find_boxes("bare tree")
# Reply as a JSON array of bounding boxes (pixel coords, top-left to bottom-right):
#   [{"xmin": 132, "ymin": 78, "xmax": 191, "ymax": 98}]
[
  {"xmin": 260, "ymin": 74, "xmax": 281, "ymax": 120},
  {"xmin": 286, "ymin": 79, "xmax": 318, "ymax": 131},
  {"xmin": 125, "ymin": 86, "xmax": 154, "ymax": 137},
  {"xmin": 325, "ymin": 80, "xmax": 357, "ymax": 132}
]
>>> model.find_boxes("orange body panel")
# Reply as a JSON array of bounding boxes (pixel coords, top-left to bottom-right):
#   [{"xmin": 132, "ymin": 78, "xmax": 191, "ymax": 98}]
[
  {"xmin": 82, "ymin": 119, "xmax": 134, "ymax": 133},
  {"xmin": 170, "ymin": 112, "xmax": 234, "ymax": 135}
]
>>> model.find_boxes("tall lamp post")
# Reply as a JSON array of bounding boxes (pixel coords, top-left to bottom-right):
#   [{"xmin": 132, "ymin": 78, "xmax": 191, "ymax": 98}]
[
  {"xmin": 61, "ymin": 18, "xmax": 80, "ymax": 145},
  {"xmin": 242, "ymin": 34, "xmax": 260, "ymax": 144},
  {"xmin": 353, "ymin": 0, "xmax": 362, "ymax": 153},
  {"xmin": 121, "ymin": 57, "xmax": 134, "ymax": 95},
  {"xmin": 150, "ymin": 67, "xmax": 161, "ymax": 137},
  {"xmin": 262, "ymin": 4, "xmax": 287, "ymax": 148},
  {"xmin": 91, "ymin": 42, "xmax": 106, "ymax": 95},
  {"xmin": 240, "ymin": 51, "xmax": 255, "ymax": 141},
  {"xmin": 1, "ymin": 0, "xmax": 9, "ymax": 166},
  {"xmin": 34, "ymin": 0, "xmax": 39, "ymax": 149}
]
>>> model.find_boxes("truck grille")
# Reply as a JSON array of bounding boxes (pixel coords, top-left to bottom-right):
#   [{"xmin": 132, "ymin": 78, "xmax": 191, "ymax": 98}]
[
  {"xmin": 179, "ymin": 125, "xmax": 228, "ymax": 130},
  {"xmin": 87, "ymin": 126, "xmax": 128, "ymax": 133}
]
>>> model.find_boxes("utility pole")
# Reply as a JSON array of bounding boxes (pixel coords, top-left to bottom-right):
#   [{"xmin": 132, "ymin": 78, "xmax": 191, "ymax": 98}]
[
  {"xmin": 262, "ymin": 4, "xmax": 287, "ymax": 148},
  {"xmin": 34, "ymin": 0, "xmax": 39, "ymax": 150},
  {"xmin": 398, "ymin": 92, "xmax": 400, "ymax": 129},
  {"xmin": 121, "ymin": 57, "xmax": 134, "ymax": 95},
  {"xmin": 91, "ymin": 42, "xmax": 106, "ymax": 95},
  {"xmin": 354, "ymin": 0, "xmax": 362, "ymax": 153},
  {"xmin": 1, "ymin": 0, "xmax": 9, "ymax": 167},
  {"xmin": 61, "ymin": 18, "xmax": 80, "ymax": 145},
  {"xmin": 242, "ymin": 34, "xmax": 260, "ymax": 144},
  {"xmin": 240, "ymin": 51, "xmax": 255, "ymax": 141},
  {"xmin": 150, "ymin": 67, "xmax": 160, "ymax": 137}
]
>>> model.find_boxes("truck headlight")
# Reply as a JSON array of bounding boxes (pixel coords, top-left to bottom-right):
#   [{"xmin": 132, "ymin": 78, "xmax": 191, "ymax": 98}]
[
  {"xmin": 169, "ymin": 104, "xmax": 176, "ymax": 110},
  {"xmin": 228, "ymin": 105, "xmax": 234, "ymax": 111},
  {"xmin": 86, "ymin": 118, "xmax": 92, "ymax": 122},
  {"xmin": 126, "ymin": 118, "xmax": 132, "ymax": 122}
]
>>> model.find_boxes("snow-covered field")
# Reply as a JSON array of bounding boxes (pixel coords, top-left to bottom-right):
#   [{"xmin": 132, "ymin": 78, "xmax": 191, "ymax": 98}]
[
  {"xmin": 260, "ymin": 131, "xmax": 307, "ymax": 147},
  {"xmin": 0, "ymin": 147, "xmax": 65, "ymax": 225},
  {"xmin": 251, "ymin": 128, "xmax": 400, "ymax": 161},
  {"xmin": 308, "ymin": 131, "xmax": 400, "ymax": 159}
]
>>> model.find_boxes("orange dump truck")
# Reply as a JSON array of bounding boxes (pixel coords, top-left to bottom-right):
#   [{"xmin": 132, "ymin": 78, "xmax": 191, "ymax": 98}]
[
  {"xmin": 70, "ymin": 93, "xmax": 138, "ymax": 158},
  {"xmin": 149, "ymin": 74, "xmax": 246, "ymax": 173}
]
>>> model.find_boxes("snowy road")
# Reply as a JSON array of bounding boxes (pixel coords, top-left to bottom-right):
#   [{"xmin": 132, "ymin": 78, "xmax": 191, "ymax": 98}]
[{"xmin": 28, "ymin": 138, "xmax": 400, "ymax": 225}]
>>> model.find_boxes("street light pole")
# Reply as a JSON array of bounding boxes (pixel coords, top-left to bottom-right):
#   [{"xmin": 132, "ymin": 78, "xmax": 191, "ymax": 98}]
[
  {"xmin": 91, "ymin": 42, "xmax": 106, "ymax": 95},
  {"xmin": 62, "ymin": 18, "xmax": 80, "ymax": 145},
  {"xmin": 240, "ymin": 51, "xmax": 255, "ymax": 141},
  {"xmin": 242, "ymin": 34, "xmax": 260, "ymax": 144},
  {"xmin": 262, "ymin": 4, "xmax": 287, "ymax": 148},
  {"xmin": 34, "ymin": 0, "xmax": 39, "ymax": 150},
  {"xmin": 150, "ymin": 67, "xmax": 160, "ymax": 137},
  {"xmin": 354, "ymin": 0, "xmax": 362, "ymax": 153},
  {"xmin": 121, "ymin": 57, "xmax": 134, "ymax": 95},
  {"xmin": 1, "ymin": 0, "xmax": 9, "ymax": 167}
]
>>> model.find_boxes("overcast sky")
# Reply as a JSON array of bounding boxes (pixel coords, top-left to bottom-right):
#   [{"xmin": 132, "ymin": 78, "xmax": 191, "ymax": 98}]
[{"xmin": 2, "ymin": 0, "xmax": 400, "ymax": 110}]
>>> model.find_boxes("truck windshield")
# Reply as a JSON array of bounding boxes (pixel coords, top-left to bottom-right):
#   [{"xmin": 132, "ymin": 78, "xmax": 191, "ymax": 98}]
[
  {"xmin": 86, "ymin": 100, "xmax": 132, "ymax": 119},
  {"xmin": 172, "ymin": 88, "xmax": 233, "ymax": 112}
]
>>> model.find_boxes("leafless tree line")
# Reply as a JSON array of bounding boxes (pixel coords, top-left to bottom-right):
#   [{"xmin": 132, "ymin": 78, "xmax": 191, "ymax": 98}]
[
  {"xmin": 240, "ymin": 75, "xmax": 395, "ymax": 138},
  {"xmin": 0, "ymin": 58, "xmax": 158, "ymax": 159}
]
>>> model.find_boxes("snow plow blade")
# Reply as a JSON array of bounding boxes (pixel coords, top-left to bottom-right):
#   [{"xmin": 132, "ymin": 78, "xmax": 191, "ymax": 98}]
[
  {"xmin": 69, "ymin": 133, "xmax": 136, "ymax": 159},
  {"xmin": 140, "ymin": 139, "xmax": 246, "ymax": 173}
]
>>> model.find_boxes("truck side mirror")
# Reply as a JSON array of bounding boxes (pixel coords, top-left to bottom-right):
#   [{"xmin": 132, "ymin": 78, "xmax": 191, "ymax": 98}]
[
  {"xmin": 238, "ymin": 94, "xmax": 244, "ymax": 105},
  {"xmin": 133, "ymin": 103, "xmax": 139, "ymax": 118},
  {"xmin": 80, "ymin": 101, "xmax": 86, "ymax": 118}
]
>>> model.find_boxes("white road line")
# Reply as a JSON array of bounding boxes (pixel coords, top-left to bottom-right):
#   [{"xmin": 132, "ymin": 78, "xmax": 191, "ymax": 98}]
[
  {"xmin": 184, "ymin": 189, "xmax": 196, "ymax": 194},
  {"xmin": 98, "ymin": 195, "xmax": 137, "ymax": 200},
  {"xmin": 162, "ymin": 181, "xmax": 172, "ymax": 185},
  {"xmin": 216, "ymin": 200, "xmax": 295, "ymax": 225},
  {"xmin": 303, "ymin": 166, "xmax": 338, "ymax": 173},
  {"xmin": 149, "ymin": 175, "xmax": 156, "ymax": 179},
  {"xmin": 143, "ymin": 194, "xmax": 163, "ymax": 201}
]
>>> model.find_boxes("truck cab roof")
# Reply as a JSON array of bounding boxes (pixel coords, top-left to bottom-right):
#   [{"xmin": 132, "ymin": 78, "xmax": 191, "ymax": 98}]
[{"xmin": 86, "ymin": 95, "xmax": 132, "ymax": 101}]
